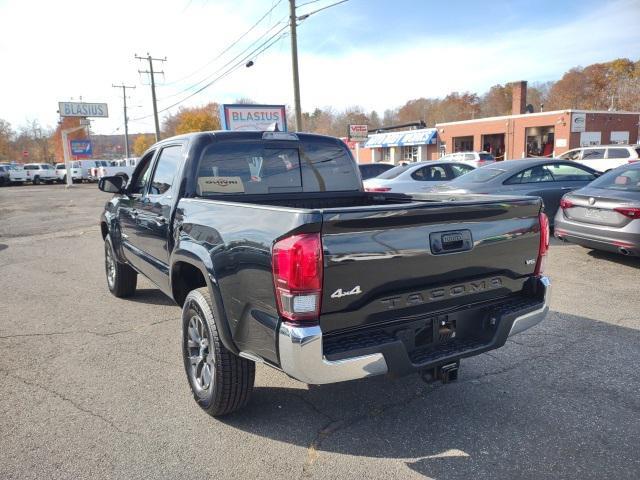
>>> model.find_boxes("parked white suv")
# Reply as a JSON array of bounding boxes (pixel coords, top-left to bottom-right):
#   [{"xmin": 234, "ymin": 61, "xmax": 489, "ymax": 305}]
[
  {"xmin": 23, "ymin": 163, "xmax": 58, "ymax": 184},
  {"xmin": 557, "ymin": 145, "xmax": 640, "ymax": 172},
  {"xmin": 440, "ymin": 151, "xmax": 496, "ymax": 168},
  {"xmin": 55, "ymin": 162, "xmax": 84, "ymax": 183},
  {"xmin": 0, "ymin": 164, "xmax": 26, "ymax": 185}
]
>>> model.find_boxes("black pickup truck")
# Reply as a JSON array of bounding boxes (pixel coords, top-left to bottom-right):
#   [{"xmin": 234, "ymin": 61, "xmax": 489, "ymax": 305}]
[{"xmin": 99, "ymin": 131, "xmax": 550, "ymax": 416}]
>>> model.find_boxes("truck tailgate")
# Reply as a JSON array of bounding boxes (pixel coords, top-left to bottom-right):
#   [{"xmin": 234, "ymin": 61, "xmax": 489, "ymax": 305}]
[{"xmin": 319, "ymin": 196, "xmax": 542, "ymax": 333}]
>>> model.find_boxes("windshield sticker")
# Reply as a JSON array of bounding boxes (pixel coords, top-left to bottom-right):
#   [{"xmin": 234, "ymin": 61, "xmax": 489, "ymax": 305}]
[{"xmin": 198, "ymin": 176, "xmax": 245, "ymax": 193}]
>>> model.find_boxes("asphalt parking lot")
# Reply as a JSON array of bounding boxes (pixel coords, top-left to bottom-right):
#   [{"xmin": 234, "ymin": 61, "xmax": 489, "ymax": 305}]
[{"xmin": 1, "ymin": 183, "xmax": 639, "ymax": 480}]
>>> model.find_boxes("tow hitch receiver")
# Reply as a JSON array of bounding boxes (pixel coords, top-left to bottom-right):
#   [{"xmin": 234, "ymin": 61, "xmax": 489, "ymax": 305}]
[{"xmin": 420, "ymin": 361, "xmax": 460, "ymax": 384}]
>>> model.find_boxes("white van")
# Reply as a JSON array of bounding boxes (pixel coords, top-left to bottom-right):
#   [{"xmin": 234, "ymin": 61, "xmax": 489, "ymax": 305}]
[
  {"xmin": 55, "ymin": 162, "xmax": 84, "ymax": 183},
  {"xmin": 557, "ymin": 145, "xmax": 640, "ymax": 172},
  {"xmin": 74, "ymin": 159, "xmax": 110, "ymax": 182}
]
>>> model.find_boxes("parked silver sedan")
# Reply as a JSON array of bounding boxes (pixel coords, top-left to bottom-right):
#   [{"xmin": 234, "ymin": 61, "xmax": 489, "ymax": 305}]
[
  {"xmin": 363, "ymin": 161, "xmax": 475, "ymax": 193},
  {"xmin": 423, "ymin": 159, "xmax": 600, "ymax": 223},
  {"xmin": 554, "ymin": 163, "xmax": 640, "ymax": 256}
]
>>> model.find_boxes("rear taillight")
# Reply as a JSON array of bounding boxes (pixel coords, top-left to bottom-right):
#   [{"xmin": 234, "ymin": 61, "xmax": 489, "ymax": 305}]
[
  {"xmin": 628, "ymin": 160, "xmax": 639, "ymax": 164},
  {"xmin": 614, "ymin": 206, "xmax": 640, "ymax": 219},
  {"xmin": 559, "ymin": 198, "xmax": 575, "ymax": 209},
  {"xmin": 534, "ymin": 213, "xmax": 550, "ymax": 276},
  {"xmin": 272, "ymin": 233, "xmax": 323, "ymax": 325},
  {"xmin": 365, "ymin": 187, "xmax": 391, "ymax": 192}
]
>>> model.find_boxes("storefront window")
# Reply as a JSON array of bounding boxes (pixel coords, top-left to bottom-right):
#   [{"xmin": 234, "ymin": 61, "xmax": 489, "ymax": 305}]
[
  {"xmin": 402, "ymin": 146, "xmax": 419, "ymax": 162},
  {"xmin": 382, "ymin": 149, "xmax": 391, "ymax": 162}
]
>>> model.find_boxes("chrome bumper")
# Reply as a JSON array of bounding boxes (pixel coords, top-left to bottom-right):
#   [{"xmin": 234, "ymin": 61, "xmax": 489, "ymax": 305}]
[
  {"xmin": 508, "ymin": 276, "xmax": 551, "ymax": 337},
  {"xmin": 278, "ymin": 276, "xmax": 551, "ymax": 385},
  {"xmin": 278, "ymin": 324, "xmax": 388, "ymax": 384}
]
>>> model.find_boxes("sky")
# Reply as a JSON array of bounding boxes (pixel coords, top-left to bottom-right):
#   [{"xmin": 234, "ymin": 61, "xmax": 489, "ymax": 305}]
[{"xmin": 0, "ymin": 0, "xmax": 639, "ymax": 135}]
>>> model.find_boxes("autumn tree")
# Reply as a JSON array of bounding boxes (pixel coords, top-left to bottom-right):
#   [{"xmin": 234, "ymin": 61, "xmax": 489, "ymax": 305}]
[
  {"xmin": 132, "ymin": 134, "xmax": 155, "ymax": 156},
  {"xmin": 162, "ymin": 102, "xmax": 221, "ymax": 137},
  {"xmin": 0, "ymin": 119, "xmax": 14, "ymax": 161}
]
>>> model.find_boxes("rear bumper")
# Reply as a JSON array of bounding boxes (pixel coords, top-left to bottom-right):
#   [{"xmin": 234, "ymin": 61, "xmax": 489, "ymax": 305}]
[
  {"xmin": 554, "ymin": 217, "xmax": 640, "ymax": 256},
  {"xmin": 278, "ymin": 276, "xmax": 551, "ymax": 385}
]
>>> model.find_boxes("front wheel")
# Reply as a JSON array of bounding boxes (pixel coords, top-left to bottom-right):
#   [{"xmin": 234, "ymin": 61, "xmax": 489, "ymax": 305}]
[
  {"xmin": 104, "ymin": 234, "xmax": 137, "ymax": 297},
  {"xmin": 182, "ymin": 288, "xmax": 255, "ymax": 416}
]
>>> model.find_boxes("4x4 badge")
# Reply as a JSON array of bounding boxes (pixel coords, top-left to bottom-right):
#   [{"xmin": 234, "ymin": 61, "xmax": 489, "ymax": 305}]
[{"xmin": 331, "ymin": 286, "xmax": 362, "ymax": 299}]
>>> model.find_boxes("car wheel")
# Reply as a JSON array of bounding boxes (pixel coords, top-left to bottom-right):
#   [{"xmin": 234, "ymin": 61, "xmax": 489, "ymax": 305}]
[
  {"xmin": 104, "ymin": 234, "xmax": 137, "ymax": 297},
  {"xmin": 182, "ymin": 287, "xmax": 255, "ymax": 416},
  {"xmin": 33, "ymin": 176, "xmax": 40, "ymax": 185}
]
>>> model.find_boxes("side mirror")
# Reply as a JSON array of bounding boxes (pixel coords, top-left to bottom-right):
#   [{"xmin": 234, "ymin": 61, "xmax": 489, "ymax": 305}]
[{"xmin": 98, "ymin": 175, "xmax": 125, "ymax": 194}]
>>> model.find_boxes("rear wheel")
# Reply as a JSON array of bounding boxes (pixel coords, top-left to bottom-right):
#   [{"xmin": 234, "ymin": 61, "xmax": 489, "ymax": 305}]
[
  {"xmin": 104, "ymin": 234, "xmax": 137, "ymax": 297},
  {"xmin": 33, "ymin": 176, "xmax": 40, "ymax": 185},
  {"xmin": 182, "ymin": 287, "xmax": 255, "ymax": 416}
]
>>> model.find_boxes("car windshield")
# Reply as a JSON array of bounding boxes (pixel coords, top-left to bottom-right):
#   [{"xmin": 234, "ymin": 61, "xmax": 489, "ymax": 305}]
[
  {"xmin": 450, "ymin": 167, "xmax": 505, "ymax": 183},
  {"xmin": 588, "ymin": 167, "xmax": 640, "ymax": 192},
  {"xmin": 376, "ymin": 164, "xmax": 412, "ymax": 179}
]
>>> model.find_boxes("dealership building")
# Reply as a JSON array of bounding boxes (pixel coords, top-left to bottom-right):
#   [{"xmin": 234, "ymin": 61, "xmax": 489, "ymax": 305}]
[{"xmin": 358, "ymin": 81, "xmax": 640, "ymax": 164}]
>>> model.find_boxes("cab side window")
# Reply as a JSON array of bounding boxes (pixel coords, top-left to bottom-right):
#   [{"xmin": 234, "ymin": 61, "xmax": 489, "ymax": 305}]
[
  {"xmin": 149, "ymin": 145, "xmax": 182, "ymax": 195},
  {"xmin": 130, "ymin": 150, "xmax": 156, "ymax": 195}
]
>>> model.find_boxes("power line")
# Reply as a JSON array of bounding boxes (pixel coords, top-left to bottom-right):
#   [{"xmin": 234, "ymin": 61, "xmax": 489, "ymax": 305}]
[
  {"xmin": 129, "ymin": 27, "xmax": 288, "ymax": 123},
  {"xmin": 158, "ymin": 17, "xmax": 287, "ymax": 102},
  {"xmin": 157, "ymin": 28, "xmax": 289, "ymax": 114},
  {"xmin": 163, "ymin": 0, "xmax": 284, "ymax": 87},
  {"xmin": 135, "ymin": 53, "xmax": 166, "ymax": 141}
]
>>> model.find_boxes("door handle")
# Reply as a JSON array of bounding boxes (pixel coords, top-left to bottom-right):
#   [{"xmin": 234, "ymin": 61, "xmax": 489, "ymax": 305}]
[{"xmin": 561, "ymin": 186, "xmax": 573, "ymax": 190}]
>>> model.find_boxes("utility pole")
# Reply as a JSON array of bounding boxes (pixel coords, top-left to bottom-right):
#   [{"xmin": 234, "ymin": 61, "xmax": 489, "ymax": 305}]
[
  {"xmin": 135, "ymin": 53, "xmax": 166, "ymax": 142},
  {"xmin": 289, "ymin": 0, "xmax": 302, "ymax": 132},
  {"xmin": 112, "ymin": 84, "xmax": 136, "ymax": 157}
]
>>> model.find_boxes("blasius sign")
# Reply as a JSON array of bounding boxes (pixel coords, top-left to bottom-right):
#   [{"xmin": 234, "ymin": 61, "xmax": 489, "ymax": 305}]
[
  {"xmin": 221, "ymin": 104, "xmax": 287, "ymax": 132},
  {"xmin": 59, "ymin": 102, "xmax": 108, "ymax": 118}
]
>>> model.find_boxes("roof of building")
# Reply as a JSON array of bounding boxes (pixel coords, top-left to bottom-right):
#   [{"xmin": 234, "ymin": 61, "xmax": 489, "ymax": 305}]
[
  {"xmin": 364, "ymin": 128, "xmax": 437, "ymax": 148},
  {"xmin": 435, "ymin": 109, "xmax": 640, "ymax": 127}
]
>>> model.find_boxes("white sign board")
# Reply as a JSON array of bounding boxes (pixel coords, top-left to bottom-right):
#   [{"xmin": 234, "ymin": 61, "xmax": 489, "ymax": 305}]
[
  {"xmin": 571, "ymin": 112, "xmax": 586, "ymax": 132},
  {"xmin": 580, "ymin": 131, "xmax": 601, "ymax": 146},
  {"xmin": 610, "ymin": 131, "xmax": 630, "ymax": 144},
  {"xmin": 58, "ymin": 102, "xmax": 108, "ymax": 118},
  {"xmin": 348, "ymin": 124, "xmax": 368, "ymax": 142},
  {"xmin": 221, "ymin": 104, "xmax": 287, "ymax": 131},
  {"xmin": 555, "ymin": 138, "xmax": 567, "ymax": 148}
]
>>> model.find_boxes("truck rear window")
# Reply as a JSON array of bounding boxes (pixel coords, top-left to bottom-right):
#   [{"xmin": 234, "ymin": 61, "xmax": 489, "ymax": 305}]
[{"xmin": 196, "ymin": 140, "xmax": 360, "ymax": 195}]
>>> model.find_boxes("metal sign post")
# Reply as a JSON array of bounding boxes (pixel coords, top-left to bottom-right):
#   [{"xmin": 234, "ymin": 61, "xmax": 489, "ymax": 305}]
[{"xmin": 57, "ymin": 102, "xmax": 108, "ymax": 188}]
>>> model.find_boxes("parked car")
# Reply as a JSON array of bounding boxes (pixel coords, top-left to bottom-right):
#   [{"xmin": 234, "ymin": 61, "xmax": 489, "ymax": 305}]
[
  {"xmin": 74, "ymin": 159, "xmax": 110, "ymax": 182},
  {"xmin": 439, "ymin": 151, "xmax": 496, "ymax": 168},
  {"xmin": 363, "ymin": 161, "xmax": 475, "ymax": 193},
  {"xmin": 0, "ymin": 164, "xmax": 26, "ymax": 185},
  {"xmin": 99, "ymin": 130, "xmax": 550, "ymax": 416},
  {"xmin": 23, "ymin": 163, "xmax": 58, "ymax": 184},
  {"xmin": 358, "ymin": 162, "xmax": 394, "ymax": 180},
  {"xmin": 423, "ymin": 159, "xmax": 600, "ymax": 223},
  {"xmin": 557, "ymin": 145, "xmax": 640, "ymax": 172},
  {"xmin": 94, "ymin": 158, "xmax": 139, "ymax": 182},
  {"xmin": 55, "ymin": 162, "xmax": 84, "ymax": 183},
  {"xmin": 554, "ymin": 162, "xmax": 640, "ymax": 256}
]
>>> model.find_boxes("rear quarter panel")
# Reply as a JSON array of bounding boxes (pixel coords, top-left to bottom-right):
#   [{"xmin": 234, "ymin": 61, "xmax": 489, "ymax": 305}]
[{"xmin": 174, "ymin": 198, "xmax": 322, "ymax": 363}]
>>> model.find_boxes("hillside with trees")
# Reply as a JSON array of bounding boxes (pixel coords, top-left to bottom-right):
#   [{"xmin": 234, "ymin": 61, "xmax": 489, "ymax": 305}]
[{"xmin": 0, "ymin": 58, "xmax": 637, "ymax": 163}]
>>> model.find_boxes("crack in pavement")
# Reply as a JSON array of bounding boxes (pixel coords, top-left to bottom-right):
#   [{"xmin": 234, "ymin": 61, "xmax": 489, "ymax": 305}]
[
  {"xmin": 1, "ymin": 369, "xmax": 140, "ymax": 437},
  {"xmin": 0, "ymin": 317, "xmax": 179, "ymax": 340}
]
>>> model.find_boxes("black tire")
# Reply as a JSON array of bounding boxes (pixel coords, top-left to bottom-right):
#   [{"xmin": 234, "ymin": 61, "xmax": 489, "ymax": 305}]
[
  {"xmin": 182, "ymin": 287, "xmax": 255, "ymax": 416},
  {"xmin": 33, "ymin": 176, "xmax": 40, "ymax": 185},
  {"xmin": 104, "ymin": 234, "xmax": 137, "ymax": 297}
]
